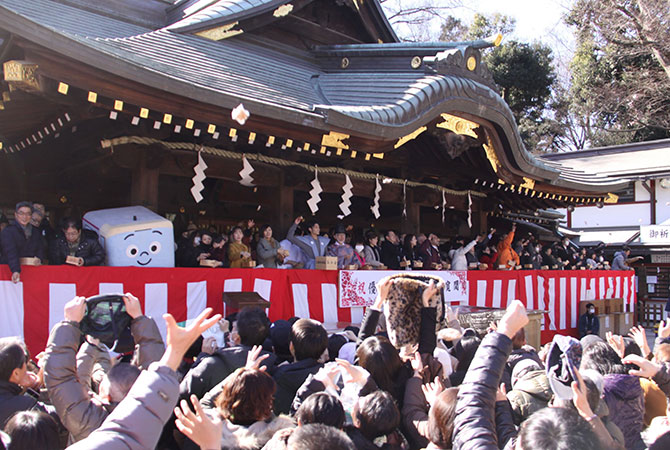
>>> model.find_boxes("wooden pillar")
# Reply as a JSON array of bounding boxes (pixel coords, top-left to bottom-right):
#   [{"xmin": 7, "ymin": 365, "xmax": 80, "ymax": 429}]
[
  {"xmin": 402, "ymin": 190, "xmax": 420, "ymax": 234},
  {"xmin": 651, "ymin": 179, "xmax": 657, "ymax": 225},
  {"xmin": 130, "ymin": 151, "xmax": 159, "ymax": 211},
  {"xmin": 275, "ymin": 173, "xmax": 294, "ymax": 236}
]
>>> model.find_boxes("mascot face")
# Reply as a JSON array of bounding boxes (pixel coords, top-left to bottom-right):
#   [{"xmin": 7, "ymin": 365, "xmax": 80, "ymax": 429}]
[{"xmin": 122, "ymin": 228, "xmax": 166, "ymax": 266}]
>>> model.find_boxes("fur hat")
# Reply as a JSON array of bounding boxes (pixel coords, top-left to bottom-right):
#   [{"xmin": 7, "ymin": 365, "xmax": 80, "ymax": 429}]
[{"xmin": 381, "ymin": 273, "xmax": 445, "ymax": 349}]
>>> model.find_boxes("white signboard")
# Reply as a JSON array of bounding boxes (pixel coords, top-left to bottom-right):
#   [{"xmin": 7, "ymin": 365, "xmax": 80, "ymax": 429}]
[
  {"xmin": 339, "ymin": 270, "xmax": 469, "ymax": 308},
  {"xmin": 640, "ymin": 225, "xmax": 670, "ymax": 244}
]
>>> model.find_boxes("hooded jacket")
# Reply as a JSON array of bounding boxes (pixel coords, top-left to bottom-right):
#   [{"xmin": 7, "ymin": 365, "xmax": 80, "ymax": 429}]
[
  {"xmin": 603, "ymin": 373, "xmax": 645, "ymax": 450},
  {"xmin": 215, "ymin": 414, "xmax": 293, "ymax": 450},
  {"xmin": 506, "ymin": 370, "xmax": 553, "ymax": 425},
  {"xmin": 611, "ymin": 251, "xmax": 628, "ymax": 271}
]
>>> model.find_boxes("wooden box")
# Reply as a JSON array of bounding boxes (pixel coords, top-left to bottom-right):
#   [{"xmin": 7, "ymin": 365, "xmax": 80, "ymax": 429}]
[
  {"xmin": 241, "ymin": 259, "xmax": 256, "ymax": 268},
  {"xmin": 222, "ymin": 292, "xmax": 270, "ymax": 311},
  {"xmin": 19, "ymin": 257, "xmax": 40, "ymax": 266},
  {"xmin": 315, "ymin": 256, "xmax": 338, "ymax": 270},
  {"xmin": 580, "ymin": 299, "xmax": 605, "ymax": 316},
  {"xmin": 412, "ymin": 261, "xmax": 423, "ymax": 269},
  {"xmin": 469, "ymin": 262, "xmax": 479, "ymax": 270},
  {"xmin": 345, "ymin": 265, "xmax": 358, "ymax": 270},
  {"xmin": 65, "ymin": 255, "xmax": 81, "ymax": 266},
  {"xmin": 607, "ymin": 298, "xmax": 623, "ymax": 314},
  {"xmin": 613, "ymin": 312, "xmax": 634, "ymax": 335},
  {"xmin": 200, "ymin": 259, "xmax": 219, "ymax": 268},
  {"xmin": 479, "ymin": 263, "xmax": 489, "ymax": 270},
  {"xmin": 400, "ymin": 260, "xmax": 411, "ymax": 268},
  {"xmin": 597, "ymin": 314, "xmax": 614, "ymax": 339}
]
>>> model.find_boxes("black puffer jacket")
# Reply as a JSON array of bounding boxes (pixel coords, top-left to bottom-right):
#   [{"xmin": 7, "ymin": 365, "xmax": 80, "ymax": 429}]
[
  {"xmin": 0, "ymin": 380, "xmax": 55, "ymax": 428},
  {"xmin": 453, "ymin": 332, "xmax": 515, "ymax": 450},
  {"xmin": 0, "ymin": 222, "xmax": 46, "ymax": 273},
  {"xmin": 49, "ymin": 233, "xmax": 105, "ymax": 266}
]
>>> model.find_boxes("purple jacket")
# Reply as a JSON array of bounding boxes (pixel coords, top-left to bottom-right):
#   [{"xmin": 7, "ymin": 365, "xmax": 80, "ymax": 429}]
[{"xmin": 603, "ymin": 374, "xmax": 645, "ymax": 450}]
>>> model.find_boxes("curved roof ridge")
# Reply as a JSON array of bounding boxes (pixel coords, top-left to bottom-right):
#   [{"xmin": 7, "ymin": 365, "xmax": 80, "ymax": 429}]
[{"xmin": 166, "ymin": 0, "xmax": 288, "ymax": 32}]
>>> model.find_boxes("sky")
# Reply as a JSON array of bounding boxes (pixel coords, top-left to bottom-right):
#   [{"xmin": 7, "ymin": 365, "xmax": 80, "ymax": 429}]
[{"xmin": 383, "ymin": 0, "xmax": 577, "ymax": 79}]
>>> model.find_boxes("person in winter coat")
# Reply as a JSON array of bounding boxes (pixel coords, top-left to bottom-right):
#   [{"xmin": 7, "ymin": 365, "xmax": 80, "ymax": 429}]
[
  {"xmin": 256, "ymin": 225, "xmax": 284, "ymax": 268},
  {"xmin": 0, "ymin": 201, "xmax": 46, "ymax": 283},
  {"xmin": 380, "ymin": 229, "xmax": 403, "ymax": 269},
  {"xmin": 450, "ymin": 236, "xmax": 481, "ymax": 271},
  {"xmin": 496, "ymin": 224, "xmax": 519, "ymax": 269},
  {"xmin": 43, "ymin": 293, "xmax": 165, "ymax": 443},
  {"xmin": 506, "ymin": 364, "xmax": 553, "ymax": 425},
  {"xmin": 362, "ymin": 230, "xmax": 383, "ymax": 268},
  {"xmin": 49, "ymin": 218, "xmax": 105, "ymax": 266},
  {"xmin": 0, "ymin": 338, "xmax": 58, "ymax": 429},
  {"xmin": 581, "ymin": 341, "xmax": 645, "ymax": 450},
  {"xmin": 287, "ymin": 217, "xmax": 329, "ymax": 270},
  {"xmin": 206, "ymin": 367, "xmax": 294, "ymax": 450},
  {"xmin": 578, "ymin": 303, "xmax": 600, "ymax": 338},
  {"xmin": 612, "ymin": 246, "xmax": 634, "ymax": 271},
  {"xmin": 180, "ymin": 307, "xmax": 276, "ymax": 401},
  {"xmin": 67, "ymin": 300, "xmax": 221, "ymax": 450}
]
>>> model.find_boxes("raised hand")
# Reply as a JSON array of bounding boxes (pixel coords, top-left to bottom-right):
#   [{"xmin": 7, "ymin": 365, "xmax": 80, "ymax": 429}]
[
  {"xmin": 628, "ymin": 326, "xmax": 651, "ymax": 357},
  {"xmin": 335, "ymin": 358, "xmax": 368, "ymax": 385},
  {"xmin": 201, "ymin": 337, "xmax": 217, "ymax": 355},
  {"xmin": 175, "ymin": 395, "xmax": 223, "ymax": 450},
  {"xmin": 373, "ymin": 278, "xmax": 394, "ymax": 309},
  {"xmin": 606, "ymin": 331, "xmax": 625, "ymax": 359},
  {"xmin": 422, "ymin": 376, "xmax": 445, "ymax": 407},
  {"xmin": 64, "ymin": 296, "xmax": 87, "ymax": 323},
  {"xmin": 571, "ymin": 369, "xmax": 594, "ymax": 420},
  {"xmin": 623, "ymin": 354, "xmax": 662, "ymax": 378},
  {"xmin": 422, "ymin": 280, "xmax": 439, "ymax": 307},
  {"xmin": 659, "ymin": 318, "xmax": 670, "ymax": 339},
  {"xmin": 245, "ymin": 345, "xmax": 269, "ymax": 371},
  {"xmin": 123, "ymin": 292, "xmax": 143, "ymax": 319},
  {"xmin": 497, "ymin": 300, "xmax": 528, "ymax": 340},
  {"xmin": 161, "ymin": 308, "xmax": 221, "ymax": 371}
]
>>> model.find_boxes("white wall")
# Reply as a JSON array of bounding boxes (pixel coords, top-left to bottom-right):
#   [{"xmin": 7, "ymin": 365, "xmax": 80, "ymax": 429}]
[
  {"xmin": 570, "ymin": 203, "xmax": 651, "ymax": 229},
  {"xmin": 635, "ymin": 181, "xmax": 651, "ymax": 201},
  {"xmin": 656, "ymin": 184, "xmax": 670, "ymax": 224}
]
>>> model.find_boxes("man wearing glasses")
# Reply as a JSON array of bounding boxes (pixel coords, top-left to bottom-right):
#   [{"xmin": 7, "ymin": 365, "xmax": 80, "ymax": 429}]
[{"xmin": 0, "ymin": 202, "xmax": 46, "ymax": 283}]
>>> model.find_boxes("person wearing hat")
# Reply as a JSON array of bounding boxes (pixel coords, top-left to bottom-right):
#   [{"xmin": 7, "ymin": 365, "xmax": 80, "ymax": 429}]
[
  {"xmin": 578, "ymin": 303, "xmax": 600, "ymax": 338},
  {"xmin": 327, "ymin": 223, "xmax": 359, "ymax": 269}
]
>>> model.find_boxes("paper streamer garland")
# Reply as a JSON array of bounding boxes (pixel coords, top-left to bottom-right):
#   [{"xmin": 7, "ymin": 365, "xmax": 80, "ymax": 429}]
[
  {"xmin": 307, "ymin": 168, "xmax": 323, "ymax": 214},
  {"xmin": 442, "ymin": 191, "xmax": 447, "ymax": 225},
  {"xmin": 371, "ymin": 175, "xmax": 381, "ymax": 219},
  {"xmin": 239, "ymin": 155, "xmax": 255, "ymax": 187},
  {"xmin": 402, "ymin": 180, "xmax": 407, "ymax": 218},
  {"xmin": 339, "ymin": 174, "xmax": 353, "ymax": 217},
  {"xmin": 467, "ymin": 192, "xmax": 473, "ymax": 228},
  {"xmin": 190, "ymin": 151, "xmax": 208, "ymax": 203}
]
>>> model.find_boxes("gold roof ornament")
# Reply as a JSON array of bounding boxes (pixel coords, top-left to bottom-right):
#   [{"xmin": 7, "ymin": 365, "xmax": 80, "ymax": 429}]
[
  {"xmin": 4, "ymin": 61, "xmax": 40, "ymax": 92},
  {"xmin": 273, "ymin": 4, "xmax": 293, "ymax": 17},
  {"xmin": 604, "ymin": 192, "xmax": 619, "ymax": 204},
  {"xmin": 321, "ymin": 131, "xmax": 350, "ymax": 149},
  {"xmin": 196, "ymin": 22, "xmax": 243, "ymax": 41},
  {"xmin": 394, "ymin": 126, "xmax": 427, "ymax": 149},
  {"xmin": 436, "ymin": 113, "xmax": 479, "ymax": 139}
]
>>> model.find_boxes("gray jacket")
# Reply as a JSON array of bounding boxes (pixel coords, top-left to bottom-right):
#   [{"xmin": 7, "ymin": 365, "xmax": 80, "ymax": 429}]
[
  {"xmin": 44, "ymin": 316, "xmax": 164, "ymax": 442},
  {"xmin": 66, "ymin": 363, "xmax": 179, "ymax": 450},
  {"xmin": 257, "ymin": 238, "xmax": 281, "ymax": 268}
]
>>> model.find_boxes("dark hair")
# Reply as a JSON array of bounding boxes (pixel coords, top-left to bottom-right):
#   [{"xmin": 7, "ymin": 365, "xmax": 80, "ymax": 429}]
[
  {"xmin": 580, "ymin": 341, "xmax": 626, "ymax": 375},
  {"xmin": 403, "ymin": 234, "xmax": 416, "ymax": 250},
  {"xmin": 259, "ymin": 224, "xmax": 272, "ymax": 235},
  {"xmin": 215, "ymin": 368, "xmax": 276, "ymax": 425},
  {"xmin": 354, "ymin": 391, "xmax": 400, "ymax": 440},
  {"xmin": 0, "ymin": 338, "xmax": 28, "ymax": 382},
  {"xmin": 15, "ymin": 201, "xmax": 33, "ymax": 213},
  {"xmin": 356, "ymin": 336, "xmax": 403, "ymax": 394},
  {"xmin": 582, "ymin": 377, "xmax": 600, "ymax": 414},
  {"xmin": 237, "ymin": 307, "xmax": 271, "ymax": 347},
  {"xmin": 230, "ymin": 226, "xmax": 243, "ymax": 235},
  {"xmin": 519, "ymin": 407, "xmax": 602, "ymax": 450},
  {"xmin": 449, "ymin": 334, "xmax": 482, "ymax": 385},
  {"xmin": 622, "ymin": 336, "xmax": 641, "ymax": 357},
  {"xmin": 4, "ymin": 411, "xmax": 62, "ymax": 450},
  {"xmin": 364, "ymin": 230, "xmax": 378, "ymax": 245},
  {"xmin": 290, "ymin": 319, "xmax": 328, "ymax": 361},
  {"xmin": 384, "ymin": 229, "xmax": 396, "ymax": 239},
  {"xmin": 304, "ymin": 220, "xmax": 318, "ymax": 233},
  {"xmin": 650, "ymin": 430, "xmax": 670, "ymax": 450},
  {"xmin": 106, "ymin": 363, "xmax": 141, "ymax": 403},
  {"xmin": 296, "ymin": 393, "xmax": 345, "ymax": 429},
  {"xmin": 287, "ymin": 424, "xmax": 355, "ymax": 450},
  {"xmin": 622, "ymin": 245, "xmax": 630, "ymax": 252},
  {"xmin": 512, "ymin": 328, "xmax": 526, "ymax": 350},
  {"xmin": 427, "ymin": 387, "xmax": 459, "ymax": 448},
  {"xmin": 60, "ymin": 217, "xmax": 82, "ymax": 231},
  {"xmin": 212, "ymin": 234, "xmax": 225, "ymax": 244}
]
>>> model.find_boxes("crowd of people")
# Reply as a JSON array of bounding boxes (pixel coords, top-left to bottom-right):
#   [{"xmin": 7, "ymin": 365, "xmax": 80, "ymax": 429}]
[
  {"xmin": 1, "ymin": 278, "xmax": 670, "ymax": 449},
  {"xmin": 1, "ymin": 201, "xmax": 638, "ymax": 285}
]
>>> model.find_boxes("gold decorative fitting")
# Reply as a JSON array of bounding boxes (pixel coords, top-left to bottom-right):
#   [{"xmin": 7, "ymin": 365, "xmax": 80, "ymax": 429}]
[
  {"xmin": 411, "ymin": 56, "xmax": 422, "ymax": 69},
  {"xmin": 520, "ymin": 177, "xmax": 536, "ymax": 190},
  {"xmin": 2, "ymin": 91, "xmax": 10, "ymax": 102},
  {"xmin": 493, "ymin": 33, "xmax": 503, "ymax": 47},
  {"xmin": 436, "ymin": 113, "xmax": 479, "ymax": 139},
  {"xmin": 321, "ymin": 131, "xmax": 350, "ymax": 149},
  {"xmin": 185, "ymin": 119, "xmax": 194, "ymax": 129},
  {"xmin": 57, "ymin": 82, "xmax": 69, "ymax": 95},
  {"xmin": 3, "ymin": 61, "xmax": 40, "ymax": 91},
  {"xmin": 273, "ymin": 4, "xmax": 293, "ymax": 17},
  {"xmin": 341, "ymin": 57, "xmax": 350, "ymax": 69},
  {"xmin": 114, "ymin": 100, "xmax": 124, "ymax": 111},
  {"xmin": 87, "ymin": 91, "xmax": 98, "ymax": 103},
  {"xmin": 395, "ymin": 126, "xmax": 427, "ymax": 149},
  {"xmin": 483, "ymin": 135, "xmax": 501, "ymax": 174},
  {"xmin": 207, "ymin": 124, "xmax": 216, "ymax": 134},
  {"xmin": 140, "ymin": 108, "xmax": 149, "ymax": 119},
  {"xmin": 604, "ymin": 192, "xmax": 619, "ymax": 204},
  {"xmin": 163, "ymin": 114, "xmax": 172, "ymax": 124},
  {"xmin": 372, "ymin": 153, "xmax": 384, "ymax": 159},
  {"xmin": 195, "ymin": 22, "xmax": 243, "ymax": 41},
  {"xmin": 466, "ymin": 56, "xmax": 477, "ymax": 71}
]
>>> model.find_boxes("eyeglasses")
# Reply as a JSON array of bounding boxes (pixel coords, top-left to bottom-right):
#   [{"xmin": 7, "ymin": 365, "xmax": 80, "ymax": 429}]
[{"xmin": 16, "ymin": 211, "xmax": 32, "ymax": 217}]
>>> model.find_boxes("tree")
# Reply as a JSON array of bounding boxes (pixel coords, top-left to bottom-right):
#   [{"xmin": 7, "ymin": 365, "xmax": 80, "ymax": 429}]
[
  {"xmin": 564, "ymin": 0, "xmax": 670, "ymax": 146},
  {"xmin": 379, "ymin": 0, "xmax": 463, "ymax": 41},
  {"xmin": 440, "ymin": 13, "xmax": 560, "ymax": 153}
]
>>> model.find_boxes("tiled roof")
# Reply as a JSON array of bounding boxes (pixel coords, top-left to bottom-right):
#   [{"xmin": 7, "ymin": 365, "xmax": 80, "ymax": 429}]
[{"xmin": 167, "ymin": 0, "xmax": 285, "ymax": 31}]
